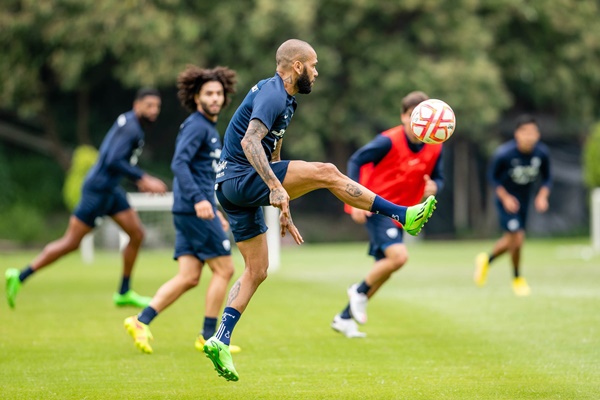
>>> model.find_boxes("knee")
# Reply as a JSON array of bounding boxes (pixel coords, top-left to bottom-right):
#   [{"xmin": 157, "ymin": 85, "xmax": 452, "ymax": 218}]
[
  {"xmin": 388, "ymin": 251, "xmax": 408, "ymax": 271},
  {"xmin": 181, "ymin": 273, "xmax": 200, "ymax": 289},
  {"xmin": 213, "ymin": 263, "xmax": 235, "ymax": 281},
  {"xmin": 246, "ymin": 263, "xmax": 268, "ymax": 284},
  {"xmin": 128, "ymin": 226, "xmax": 145, "ymax": 245},
  {"xmin": 315, "ymin": 162, "xmax": 343, "ymax": 183},
  {"xmin": 62, "ymin": 238, "xmax": 82, "ymax": 253}
]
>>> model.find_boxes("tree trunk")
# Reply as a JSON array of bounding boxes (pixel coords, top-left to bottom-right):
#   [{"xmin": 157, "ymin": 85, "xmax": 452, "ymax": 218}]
[
  {"xmin": 40, "ymin": 103, "xmax": 71, "ymax": 171},
  {"xmin": 76, "ymin": 88, "xmax": 92, "ymax": 145}
]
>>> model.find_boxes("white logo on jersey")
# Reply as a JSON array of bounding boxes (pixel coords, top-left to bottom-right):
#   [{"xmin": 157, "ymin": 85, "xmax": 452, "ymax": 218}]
[
  {"xmin": 271, "ymin": 129, "xmax": 286, "ymax": 138},
  {"xmin": 251, "ymin": 85, "xmax": 258, "ymax": 92},
  {"xmin": 130, "ymin": 140, "xmax": 144, "ymax": 166},
  {"xmin": 117, "ymin": 114, "xmax": 127, "ymax": 127},
  {"xmin": 510, "ymin": 156, "xmax": 541, "ymax": 185},
  {"xmin": 284, "ymin": 115, "xmax": 288, "ymax": 119},
  {"xmin": 211, "ymin": 137, "xmax": 217, "ymax": 143},
  {"xmin": 209, "ymin": 149, "xmax": 222, "ymax": 172}
]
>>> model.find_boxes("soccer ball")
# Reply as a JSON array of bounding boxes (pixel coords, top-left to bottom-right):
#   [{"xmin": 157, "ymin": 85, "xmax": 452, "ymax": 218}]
[{"xmin": 410, "ymin": 99, "xmax": 456, "ymax": 144}]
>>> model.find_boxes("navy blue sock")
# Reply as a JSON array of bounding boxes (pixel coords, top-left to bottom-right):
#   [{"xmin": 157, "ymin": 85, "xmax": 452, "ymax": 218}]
[
  {"xmin": 202, "ymin": 317, "xmax": 218, "ymax": 339},
  {"xmin": 137, "ymin": 306, "xmax": 158, "ymax": 325},
  {"xmin": 119, "ymin": 276, "xmax": 131, "ymax": 295},
  {"xmin": 371, "ymin": 195, "xmax": 407, "ymax": 225},
  {"xmin": 215, "ymin": 307, "xmax": 241, "ymax": 346},
  {"xmin": 19, "ymin": 266, "xmax": 35, "ymax": 283},
  {"xmin": 356, "ymin": 280, "xmax": 371, "ymax": 295},
  {"xmin": 489, "ymin": 254, "xmax": 496, "ymax": 263},
  {"xmin": 340, "ymin": 305, "xmax": 352, "ymax": 319}
]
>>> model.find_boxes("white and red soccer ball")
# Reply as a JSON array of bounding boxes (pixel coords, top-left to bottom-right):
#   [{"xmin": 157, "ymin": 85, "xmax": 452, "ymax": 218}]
[{"xmin": 410, "ymin": 99, "xmax": 456, "ymax": 144}]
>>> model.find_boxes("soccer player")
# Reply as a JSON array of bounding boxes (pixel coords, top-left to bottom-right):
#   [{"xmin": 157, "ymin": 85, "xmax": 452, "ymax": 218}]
[
  {"xmin": 5, "ymin": 88, "xmax": 167, "ymax": 309},
  {"xmin": 474, "ymin": 114, "xmax": 551, "ymax": 296},
  {"xmin": 124, "ymin": 65, "xmax": 241, "ymax": 355},
  {"xmin": 332, "ymin": 91, "xmax": 444, "ymax": 338},
  {"xmin": 202, "ymin": 39, "xmax": 437, "ymax": 382}
]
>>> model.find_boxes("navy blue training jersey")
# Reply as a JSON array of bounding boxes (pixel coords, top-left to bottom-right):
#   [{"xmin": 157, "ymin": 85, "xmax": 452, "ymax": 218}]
[
  {"xmin": 216, "ymin": 73, "xmax": 297, "ymax": 182},
  {"xmin": 171, "ymin": 111, "xmax": 222, "ymax": 213},
  {"xmin": 489, "ymin": 139, "xmax": 552, "ymax": 200},
  {"xmin": 83, "ymin": 110, "xmax": 145, "ymax": 191}
]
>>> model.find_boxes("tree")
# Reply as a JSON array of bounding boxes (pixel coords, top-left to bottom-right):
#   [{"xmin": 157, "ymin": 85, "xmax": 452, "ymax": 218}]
[{"xmin": 0, "ymin": 0, "xmax": 202, "ymax": 169}]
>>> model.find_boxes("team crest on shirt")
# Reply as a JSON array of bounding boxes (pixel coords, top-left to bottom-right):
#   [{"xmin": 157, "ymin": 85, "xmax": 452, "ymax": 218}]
[
  {"xmin": 222, "ymin": 240, "xmax": 231, "ymax": 251},
  {"xmin": 510, "ymin": 156, "xmax": 541, "ymax": 185},
  {"xmin": 386, "ymin": 228, "xmax": 399, "ymax": 239}
]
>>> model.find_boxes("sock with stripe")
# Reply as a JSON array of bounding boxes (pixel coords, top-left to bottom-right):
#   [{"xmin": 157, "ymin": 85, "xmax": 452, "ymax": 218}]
[{"xmin": 215, "ymin": 307, "xmax": 241, "ymax": 346}]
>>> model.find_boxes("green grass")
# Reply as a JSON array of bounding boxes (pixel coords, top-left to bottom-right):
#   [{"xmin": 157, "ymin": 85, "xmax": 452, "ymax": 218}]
[{"xmin": 1, "ymin": 238, "xmax": 599, "ymax": 399}]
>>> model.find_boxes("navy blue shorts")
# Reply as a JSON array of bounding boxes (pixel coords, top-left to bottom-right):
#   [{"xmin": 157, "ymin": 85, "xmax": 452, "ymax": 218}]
[
  {"xmin": 173, "ymin": 213, "xmax": 231, "ymax": 262},
  {"xmin": 73, "ymin": 187, "xmax": 131, "ymax": 227},
  {"xmin": 216, "ymin": 161, "xmax": 290, "ymax": 242},
  {"xmin": 365, "ymin": 213, "xmax": 404, "ymax": 261},
  {"xmin": 495, "ymin": 197, "xmax": 529, "ymax": 232}
]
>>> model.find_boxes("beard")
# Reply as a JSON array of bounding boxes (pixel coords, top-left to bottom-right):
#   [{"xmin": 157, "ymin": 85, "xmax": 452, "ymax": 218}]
[
  {"xmin": 201, "ymin": 102, "xmax": 220, "ymax": 118},
  {"xmin": 297, "ymin": 69, "xmax": 313, "ymax": 94},
  {"xmin": 138, "ymin": 115, "xmax": 156, "ymax": 131}
]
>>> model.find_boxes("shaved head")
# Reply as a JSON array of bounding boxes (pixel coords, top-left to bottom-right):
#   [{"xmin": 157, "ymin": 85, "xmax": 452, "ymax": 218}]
[{"xmin": 276, "ymin": 39, "xmax": 316, "ymax": 68}]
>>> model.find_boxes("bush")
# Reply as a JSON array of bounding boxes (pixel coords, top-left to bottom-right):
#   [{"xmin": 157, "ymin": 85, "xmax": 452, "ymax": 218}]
[
  {"xmin": 583, "ymin": 122, "xmax": 600, "ymax": 188},
  {"xmin": 63, "ymin": 145, "xmax": 98, "ymax": 211},
  {"xmin": 0, "ymin": 204, "xmax": 49, "ymax": 244}
]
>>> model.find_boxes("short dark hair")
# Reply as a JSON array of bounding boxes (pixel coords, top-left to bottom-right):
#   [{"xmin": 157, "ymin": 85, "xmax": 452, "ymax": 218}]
[
  {"xmin": 177, "ymin": 66, "xmax": 237, "ymax": 113},
  {"xmin": 402, "ymin": 91, "xmax": 429, "ymax": 114},
  {"xmin": 514, "ymin": 114, "xmax": 537, "ymax": 130},
  {"xmin": 135, "ymin": 87, "xmax": 161, "ymax": 100}
]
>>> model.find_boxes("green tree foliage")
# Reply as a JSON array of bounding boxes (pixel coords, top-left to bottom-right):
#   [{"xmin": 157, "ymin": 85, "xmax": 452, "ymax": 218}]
[
  {"xmin": 62, "ymin": 145, "xmax": 98, "ymax": 211},
  {"xmin": 583, "ymin": 123, "xmax": 600, "ymax": 188},
  {"xmin": 481, "ymin": 0, "xmax": 600, "ymax": 129},
  {"xmin": 0, "ymin": 0, "xmax": 203, "ymax": 168}
]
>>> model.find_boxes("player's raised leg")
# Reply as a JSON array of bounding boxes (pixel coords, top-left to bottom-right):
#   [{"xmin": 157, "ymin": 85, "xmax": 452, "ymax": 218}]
[
  {"xmin": 282, "ymin": 160, "xmax": 437, "ymax": 235},
  {"xmin": 5, "ymin": 215, "xmax": 92, "ymax": 308},
  {"xmin": 110, "ymin": 208, "xmax": 151, "ymax": 307}
]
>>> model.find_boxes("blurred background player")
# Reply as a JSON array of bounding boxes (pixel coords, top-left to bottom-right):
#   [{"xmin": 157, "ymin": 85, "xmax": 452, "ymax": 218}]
[
  {"xmin": 124, "ymin": 66, "xmax": 241, "ymax": 354},
  {"xmin": 202, "ymin": 39, "xmax": 437, "ymax": 382},
  {"xmin": 332, "ymin": 91, "xmax": 444, "ymax": 338},
  {"xmin": 5, "ymin": 88, "xmax": 167, "ymax": 309},
  {"xmin": 474, "ymin": 114, "xmax": 552, "ymax": 296}
]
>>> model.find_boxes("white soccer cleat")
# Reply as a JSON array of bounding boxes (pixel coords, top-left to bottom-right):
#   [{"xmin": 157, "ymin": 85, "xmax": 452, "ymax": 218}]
[
  {"xmin": 331, "ymin": 315, "xmax": 367, "ymax": 338},
  {"xmin": 347, "ymin": 284, "xmax": 368, "ymax": 324}
]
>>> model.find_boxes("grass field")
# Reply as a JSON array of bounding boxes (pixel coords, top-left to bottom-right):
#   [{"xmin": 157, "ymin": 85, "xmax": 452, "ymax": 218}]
[{"xmin": 1, "ymin": 238, "xmax": 599, "ymax": 399}]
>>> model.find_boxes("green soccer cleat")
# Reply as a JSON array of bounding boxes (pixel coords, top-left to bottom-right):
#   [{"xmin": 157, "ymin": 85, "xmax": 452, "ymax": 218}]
[
  {"xmin": 195, "ymin": 335, "xmax": 241, "ymax": 354},
  {"xmin": 124, "ymin": 316, "xmax": 153, "ymax": 354},
  {"xmin": 5, "ymin": 268, "xmax": 21, "ymax": 309},
  {"xmin": 113, "ymin": 290, "xmax": 152, "ymax": 308},
  {"xmin": 203, "ymin": 337, "xmax": 239, "ymax": 382},
  {"xmin": 404, "ymin": 195, "xmax": 437, "ymax": 236}
]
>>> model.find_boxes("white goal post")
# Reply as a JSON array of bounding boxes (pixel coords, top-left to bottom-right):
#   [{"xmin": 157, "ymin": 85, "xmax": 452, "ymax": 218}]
[
  {"xmin": 80, "ymin": 192, "xmax": 282, "ymax": 271},
  {"xmin": 592, "ymin": 188, "xmax": 600, "ymax": 253}
]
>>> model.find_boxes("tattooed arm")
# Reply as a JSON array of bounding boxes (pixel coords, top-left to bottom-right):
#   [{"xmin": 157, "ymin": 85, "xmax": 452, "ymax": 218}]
[
  {"xmin": 240, "ymin": 119, "xmax": 303, "ymax": 244},
  {"xmin": 241, "ymin": 119, "xmax": 281, "ymax": 191}
]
